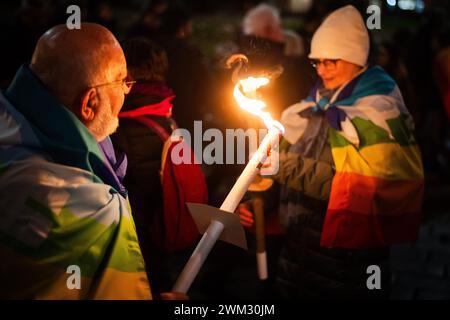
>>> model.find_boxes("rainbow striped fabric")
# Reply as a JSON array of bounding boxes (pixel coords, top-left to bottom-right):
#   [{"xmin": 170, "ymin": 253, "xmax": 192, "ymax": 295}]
[
  {"xmin": 282, "ymin": 66, "xmax": 424, "ymax": 249},
  {"xmin": 0, "ymin": 66, "xmax": 151, "ymax": 299}
]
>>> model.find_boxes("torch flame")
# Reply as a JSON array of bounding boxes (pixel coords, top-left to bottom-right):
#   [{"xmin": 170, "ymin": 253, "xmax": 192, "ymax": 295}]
[{"xmin": 233, "ymin": 76, "xmax": 285, "ymax": 133}]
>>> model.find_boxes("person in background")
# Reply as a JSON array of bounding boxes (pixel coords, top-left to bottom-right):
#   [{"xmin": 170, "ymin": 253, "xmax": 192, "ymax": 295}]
[
  {"xmin": 111, "ymin": 37, "xmax": 208, "ymax": 294},
  {"xmin": 431, "ymin": 46, "xmax": 450, "ymax": 180},
  {"xmin": 238, "ymin": 3, "xmax": 315, "ymax": 118},
  {"xmin": 128, "ymin": 0, "xmax": 168, "ymax": 40},
  {"xmin": 435, "ymin": 47, "xmax": 450, "ymax": 121},
  {"xmin": 283, "ymin": 29, "xmax": 305, "ymax": 58},
  {"xmin": 155, "ymin": 6, "xmax": 213, "ymax": 136},
  {"xmin": 112, "ymin": 37, "xmax": 175, "ymax": 293},
  {"xmin": 0, "ymin": 23, "xmax": 151, "ymax": 299}
]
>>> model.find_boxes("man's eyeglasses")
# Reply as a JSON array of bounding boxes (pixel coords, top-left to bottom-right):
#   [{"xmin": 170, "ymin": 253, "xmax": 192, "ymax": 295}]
[
  {"xmin": 91, "ymin": 79, "xmax": 136, "ymax": 94},
  {"xmin": 310, "ymin": 59, "xmax": 339, "ymax": 70}
]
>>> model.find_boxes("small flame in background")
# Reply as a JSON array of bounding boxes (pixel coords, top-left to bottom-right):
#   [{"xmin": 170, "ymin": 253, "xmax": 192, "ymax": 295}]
[{"xmin": 233, "ymin": 76, "xmax": 285, "ymax": 133}]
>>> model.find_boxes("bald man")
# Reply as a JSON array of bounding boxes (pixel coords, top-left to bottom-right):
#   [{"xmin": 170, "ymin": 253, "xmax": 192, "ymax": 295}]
[{"xmin": 0, "ymin": 23, "xmax": 151, "ymax": 299}]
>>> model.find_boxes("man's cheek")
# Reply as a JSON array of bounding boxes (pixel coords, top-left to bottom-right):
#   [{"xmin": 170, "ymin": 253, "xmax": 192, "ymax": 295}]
[
  {"xmin": 117, "ymin": 94, "xmax": 125, "ymax": 115},
  {"xmin": 112, "ymin": 92, "xmax": 124, "ymax": 117}
]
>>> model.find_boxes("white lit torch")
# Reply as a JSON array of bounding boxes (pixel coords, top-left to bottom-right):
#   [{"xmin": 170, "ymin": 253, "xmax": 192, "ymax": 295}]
[{"xmin": 172, "ymin": 55, "xmax": 285, "ymax": 294}]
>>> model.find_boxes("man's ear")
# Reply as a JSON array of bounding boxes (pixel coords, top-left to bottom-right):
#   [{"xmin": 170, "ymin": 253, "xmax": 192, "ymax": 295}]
[{"xmin": 79, "ymin": 88, "xmax": 98, "ymax": 122}]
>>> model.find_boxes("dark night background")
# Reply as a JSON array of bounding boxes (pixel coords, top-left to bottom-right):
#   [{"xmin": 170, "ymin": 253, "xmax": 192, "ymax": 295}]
[{"xmin": 1, "ymin": 0, "xmax": 450, "ymax": 300}]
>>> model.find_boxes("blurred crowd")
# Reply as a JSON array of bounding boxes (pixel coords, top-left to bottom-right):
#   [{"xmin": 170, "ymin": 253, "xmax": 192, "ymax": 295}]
[{"xmin": 1, "ymin": 1, "xmax": 449, "ymax": 191}]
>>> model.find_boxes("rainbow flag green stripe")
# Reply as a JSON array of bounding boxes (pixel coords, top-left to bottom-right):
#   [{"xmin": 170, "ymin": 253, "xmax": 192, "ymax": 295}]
[
  {"xmin": 0, "ymin": 191, "xmax": 151, "ymax": 299},
  {"xmin": 2, "ymin": 197, "xmax": 145, "ymax": 276},
  {"xmin": 329, "ymin": 114, "xmax": 416, "ymax": 149},
  {"xmin": 320, "ymin": 67, "xmax": 424, "ymax": 248}
]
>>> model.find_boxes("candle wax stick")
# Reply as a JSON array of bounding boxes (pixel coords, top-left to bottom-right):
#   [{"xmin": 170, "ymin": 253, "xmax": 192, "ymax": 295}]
[
  {"xmin": 172, "ymin": 126, "xmax": 281, "ymax": 294},
  {"xmin": 220, "ymin": 127, "xmax": 280, "ymax": 213}
]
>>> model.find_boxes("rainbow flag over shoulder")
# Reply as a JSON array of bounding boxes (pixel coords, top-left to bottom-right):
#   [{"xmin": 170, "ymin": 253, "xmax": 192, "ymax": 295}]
[
  {"xmin": 0, "ymin": 66, "xmax": 151, "ymax": 299},
  {"xmin": 282, "ymin": 66, "xmax": 424, "ymax": 249}
]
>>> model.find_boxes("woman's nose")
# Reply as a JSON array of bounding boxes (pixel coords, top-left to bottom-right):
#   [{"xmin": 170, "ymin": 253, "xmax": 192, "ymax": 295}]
[{"xmin": 316, "ymin": 64, "xmax": 327, "ymax": 77}]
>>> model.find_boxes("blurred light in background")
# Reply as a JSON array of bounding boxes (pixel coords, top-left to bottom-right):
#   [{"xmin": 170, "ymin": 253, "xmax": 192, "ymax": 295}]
[
  {"xmin": 387, "ymin": 0, "xmax": 397, "ymax": 7},
  {"xmin": 398, "ymin": 0, "xmax": 416, "ymax": 10},
  {"xmin": 288, "ymin": 0, "xmax": 313, "ymax": 13},
  {"xmin": 386, "ymin": 0, "xmax": 425, "ymax": 13},
  {"xmin": 415, "ymin": 0, "xmax": 425, "ymax": 13}
]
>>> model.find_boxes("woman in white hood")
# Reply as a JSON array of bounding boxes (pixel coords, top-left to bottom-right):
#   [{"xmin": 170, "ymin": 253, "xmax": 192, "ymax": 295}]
[{"xmin": 239, "ymin": 5, "xmax": 423, "ymax": 299}]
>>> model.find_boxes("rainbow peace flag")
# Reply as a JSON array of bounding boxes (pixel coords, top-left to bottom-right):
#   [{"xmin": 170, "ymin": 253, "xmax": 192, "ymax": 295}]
[
  {"xmin": 282, "ymin": 66, "xmax": 424, "ymax": 249},
  {"xmin": 0, "ymin": 66, "xmax": 151, "ymax": 299}
]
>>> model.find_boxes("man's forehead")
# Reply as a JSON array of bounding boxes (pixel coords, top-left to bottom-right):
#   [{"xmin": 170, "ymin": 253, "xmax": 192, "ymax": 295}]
[{"xmin": 100, "ymin": 55, "xmax": 126, "ymax": 83}]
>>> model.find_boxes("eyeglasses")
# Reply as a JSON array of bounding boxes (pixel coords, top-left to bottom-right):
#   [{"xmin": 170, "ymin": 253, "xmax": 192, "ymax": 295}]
[
  {"xmin": 91, "ymin": 79, "xmax": 136, "ymax": 94},
  {"xmin": 310, "ymin": 59, "xmax": 339, "ymax": 70}
]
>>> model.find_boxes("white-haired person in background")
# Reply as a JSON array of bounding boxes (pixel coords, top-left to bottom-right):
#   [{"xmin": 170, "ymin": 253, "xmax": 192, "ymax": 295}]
[
  {"xmin": 239, "ymin": 3, "xmax": 315, "ymax": 118},
  {"xmin": 242, "ymin": 3, "xmax": 305, "ymax": 57}
]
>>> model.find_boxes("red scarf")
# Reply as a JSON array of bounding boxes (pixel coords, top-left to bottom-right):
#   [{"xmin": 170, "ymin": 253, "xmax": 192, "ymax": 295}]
[{"xmin": 119, "ymin": 95, "xmax": 175, "ymax": 118}]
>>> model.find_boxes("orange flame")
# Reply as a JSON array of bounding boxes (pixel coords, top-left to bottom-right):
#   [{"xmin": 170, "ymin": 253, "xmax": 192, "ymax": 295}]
[{"xmin": 233, "ymin": 76, "xmax": 285, "ymax": 133}]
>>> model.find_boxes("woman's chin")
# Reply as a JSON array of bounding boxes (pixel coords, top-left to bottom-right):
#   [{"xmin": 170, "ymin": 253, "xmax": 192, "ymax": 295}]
[{"xmin": 323, "ymin": 81, "xmax": 337, "ymax": 90}]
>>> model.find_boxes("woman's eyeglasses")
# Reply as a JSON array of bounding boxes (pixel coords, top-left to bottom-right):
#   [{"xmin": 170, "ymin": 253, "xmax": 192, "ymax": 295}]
[{"xmin": 310, "ymin": 59, "xmax": 339, "ymax": 70}]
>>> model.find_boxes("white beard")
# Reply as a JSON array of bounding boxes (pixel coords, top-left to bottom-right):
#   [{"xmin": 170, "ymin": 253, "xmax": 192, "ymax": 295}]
[{"xmin": 87, "ymin": 103, "xmax": 119, "ymax": 142}]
